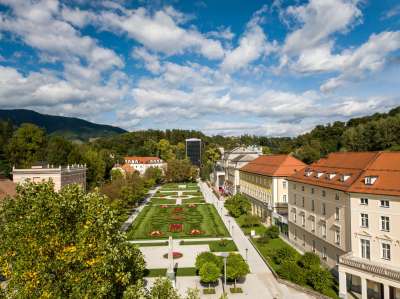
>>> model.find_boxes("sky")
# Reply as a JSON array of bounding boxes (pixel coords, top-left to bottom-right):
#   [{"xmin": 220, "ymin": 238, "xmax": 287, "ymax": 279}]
[{"xmin": 0, "ymin": 0, "xmax": 399, "ymax": 137}]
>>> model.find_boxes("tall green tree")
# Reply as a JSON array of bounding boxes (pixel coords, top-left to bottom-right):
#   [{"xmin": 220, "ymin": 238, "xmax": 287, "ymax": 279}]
[
  {"xmin": 0, "ymin": 181, "xmax": 145, "ymax": 298},
  {"xmin": 165, "ymin": 159, "xmax": 197, "ymax": 183},
  {"xmin": 6, "ymin": 123, "xmax": 47, "ymax": 168},
  {"xmin": 226, "ymin": 253, "xmax": 249, "ymax": 288},
  {"xmin": 149, "ymin": 277, "xmax": 180, "ymax": 299},
  {"xmin": 199, "ymin": 262, "xmax": 221, "ymax": 290},
  {"xmin": 46, "ymin": 135, "xmax": 74, "ymax": 166}
]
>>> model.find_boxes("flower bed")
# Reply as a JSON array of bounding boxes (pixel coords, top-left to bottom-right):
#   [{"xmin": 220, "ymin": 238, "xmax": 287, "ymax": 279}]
[
  {"xmin": 160, "ymin": 205, "xmax": 168, "ymax": 208},
  {"xmin": 149, "ymin": 230, "xmax": 163, "ymax": 237},
  {"xmin": 173, "ymin": 207, "xmax": 183, "ymax": 213},
  {"xmin": 189, "ymin": 229, "xmax": 203, "ymax": 235},
  {"xmin": 169, "ymin": 223, "xmax": 183, "ymax": 232},
  {"xmin": 163, "ymin": 251, "xmax": 183, "ymax": 259},
  {"xmin": 188, "ymin": 204, "xmax": 197, "ymax": 208}
]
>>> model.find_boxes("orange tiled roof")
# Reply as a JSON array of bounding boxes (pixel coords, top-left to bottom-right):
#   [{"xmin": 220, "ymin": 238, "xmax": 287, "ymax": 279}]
[
  {"xmin": 240, "ymin": 155, "xmax": 306, "ymax": 177},
  {"xmin": 121, "ymin": 164, "xmax": 135, "ymax": 173},
  {"xmin": 124, "ymin": 156, "xmax": 163, "ymax": 164},
  {"xmin": 288, "ymin": 151, "xmax": 400, "ymax": 196}
]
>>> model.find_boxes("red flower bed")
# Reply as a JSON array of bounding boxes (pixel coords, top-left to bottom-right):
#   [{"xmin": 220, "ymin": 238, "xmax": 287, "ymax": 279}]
[
  {"xmin": 171, "ymin": 215, "xmax": 185, "ymax": 220},
  {"xmin": 160, "ymin": 205, "xmax": 168, "ymax": 208},
  {"xmin": 163, "ymin": 251, "xmax": 183, "ymax": 259},
  {"xmin": 169, "ymin": 223, "xmax": 183, "ymax": 232},
  {"xmin": 173, "ymin": 207, "xmax": 183, "ymax": 213},
  {"xmin": 149, "ymin": 230, "xmax": 163, "ymax": 237},
  {"xmin": 189, "ymin": 229, "xmax": 203, "ymax": 235}
]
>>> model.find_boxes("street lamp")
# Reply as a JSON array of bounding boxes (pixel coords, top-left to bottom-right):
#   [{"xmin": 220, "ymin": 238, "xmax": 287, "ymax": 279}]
[
  {"xmin": 245, "ymin": 248, "xmax": 248, "ymax": 262},
  {"xmin": 228, "ymin": 219, "xmax": 231, "ymax": 233},
  {"xmin": 221, "ymin": 252, "xmax": 229, "ymax": 290}
]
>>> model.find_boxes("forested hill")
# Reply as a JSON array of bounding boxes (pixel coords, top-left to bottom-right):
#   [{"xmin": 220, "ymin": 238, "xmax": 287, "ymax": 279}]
[{"xmin": 0, "ymin": 109, "xmax": 126, "ymax": 141}]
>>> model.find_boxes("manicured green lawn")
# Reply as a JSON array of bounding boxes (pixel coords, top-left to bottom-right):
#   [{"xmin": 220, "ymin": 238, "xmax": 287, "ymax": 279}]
[
  {"xmin": 126, "ymin": 203, "xmax": 229, "ymax": 240},
  {"xmin": 236, "ymin": 215, "xmax": 268, "ymax": 236},
  {"xmin": 180, "ymin": 239, "xmax": 238, "ymax": 252},
  {"xmin": 144, "ymin": 267, "xmax": 197, "ymax": 277},
  {"xmin": 133, "ymin": 241, "xmax": 168, "ymax": 247},
  {"xmin": 149, "ymin": 198, "xmax": 177, "ymax": 204}
]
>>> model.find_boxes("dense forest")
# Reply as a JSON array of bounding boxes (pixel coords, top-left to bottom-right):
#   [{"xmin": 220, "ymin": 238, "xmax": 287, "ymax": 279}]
[{"xmin": 0, "ymin": 106, "xmax": 399, "ymax": 184}]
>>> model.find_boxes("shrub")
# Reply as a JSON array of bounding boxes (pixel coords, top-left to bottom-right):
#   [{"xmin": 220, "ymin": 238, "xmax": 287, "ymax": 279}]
[
  {"xmin": 257, "ymin": 235, "xmax": 270, "ymax": 244},
  {"xmin": 306, "ymin": 266, "xmax": 333, "ymax": 293},
  {"xmin": 298, "ymin": 252, "xmax": 320, "ymax": 269},
  {"xmin": 265, "ymin": 225, "xmax": 280, "ymax": 239},
  {"xmin": 273, "ymin": 246, "xmax": 297, "ymax": 265},
  {"xmin": 195, "ymin": 252, "xmax": 222, "ymax": 271},
  {"xmin": 218, "ymin": 239, "xmax": 229, "ymax": 247},
  {"xmin": 277, "ymin": 261, "xmax": 306, "ymax": 285},
  {"xmin": 240, "ymin": 214, "xmax": 260, "ymax": 227}
]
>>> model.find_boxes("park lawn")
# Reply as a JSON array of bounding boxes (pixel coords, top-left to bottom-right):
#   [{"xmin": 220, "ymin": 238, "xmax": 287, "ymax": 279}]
[
  {"xmin": 132, "ymin": 241, "xmax": 168, "ymax": 247},
  {"xmin": 144, "ymin": 267, "xmax": 197, "ymax": 277},
  {"xmin": 150, "ymin": 198, "xmax": 177, "ymax": 205},
  {"xmin": 182, "ymin": 197, "xmax": 205, "ymax": 203},
  {"xmin": 180, "ymin": 239, "xmax": 238, "ymax": 252},
  {"xmin": 126, "ymin": 203, "xmax": 229, "ymax": 240},
  {"xmin": 236, "ymin": 215, "xmax": 268, "ymax": 236}
]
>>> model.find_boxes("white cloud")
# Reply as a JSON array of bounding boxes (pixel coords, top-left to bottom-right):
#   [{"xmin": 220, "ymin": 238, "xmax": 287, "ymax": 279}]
[{"xmin": 97, "ymin": 6, "xmax": 225, "ymax": 59}]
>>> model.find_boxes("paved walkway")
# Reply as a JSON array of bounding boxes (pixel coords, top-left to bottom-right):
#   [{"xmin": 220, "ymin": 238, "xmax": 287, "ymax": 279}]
[
  {"xmin": 199, "ymin": 181, "xmax": 313, "ymax": 299},
  {"xmin": 120, "ymin": 186, "xmax": 160, "ymax": 232}
]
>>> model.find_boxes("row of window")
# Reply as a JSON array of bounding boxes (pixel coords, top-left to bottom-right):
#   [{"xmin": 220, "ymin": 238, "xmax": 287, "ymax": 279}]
[
  {"xmin": 293, "ymin": 184, "xmax": 341, "ymax": 200},
  {"xmin": 293, "ymin": 195, "xmax": 342, "ymax": 218},
  {"xmin": 360, "ymin": 214, "xmax": 390, "ymax": 232},
  {"xmin": 293, "ymin": 230, "xmax": 338, "ymax": 261},
  {"xmin": 360, "ymin": 239, "xmax": 392, "ymax": 261},
  {"xmin": 360, "ymin": 197, "xmax": 390, "ymax": 208}
]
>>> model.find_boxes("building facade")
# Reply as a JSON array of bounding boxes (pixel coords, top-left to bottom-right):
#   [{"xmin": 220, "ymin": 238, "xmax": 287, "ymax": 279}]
[
  {"xmin": 185, "ymin": 138, "xmax": 202, "ymax": 167},
  {"xmin": 12, "ymin": 164, "xmax": 86, "ymax": 192},
  {"xmin": 123, "ymin": 156, "xmax": 166, "ymax": 175},
  {"xmin": 239, "ymin": 155, "xmax": 305, "ymax": 232},
  {"xmin": 287, "ymin": 152, "xmax": 400, "ymax": 299}
]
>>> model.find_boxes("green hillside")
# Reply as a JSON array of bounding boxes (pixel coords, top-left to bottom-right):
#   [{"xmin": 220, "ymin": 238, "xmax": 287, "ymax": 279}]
[{"xmin": 0, "ymin": 109, "xmax": 126, "ymax": 141}]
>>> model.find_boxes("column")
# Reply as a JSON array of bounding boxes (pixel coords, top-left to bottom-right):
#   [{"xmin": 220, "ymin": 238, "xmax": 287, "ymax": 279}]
[
  {"xmin": 361, "ymin": 277, "xmax": 367, "ymax": 299},
  {"xmin": 338, "ymin": 271, "xmax": 347, "ymax": 299},
  {"xmin": 384, "ymin": 284, "xmax": 390, "ymax": 299}
]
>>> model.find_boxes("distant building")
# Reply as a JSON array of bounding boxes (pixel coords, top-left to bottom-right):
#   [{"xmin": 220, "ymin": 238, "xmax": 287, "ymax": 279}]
[
  {"xmin": 239, "ymin": 155, "xmax": 306, "ymax": 234},
  {"xmin": 185, "ymin": 138, "xmax": 202, "ymax": 167},
  {"xmin": 287, "ymin": 152, "xmax": 400, "ymax": 299},
  {"xmin": 12, "ymin": 164, "xmax": 86, "ymax": 192},
  {"xmin": 120, "ymin": 156, "xmax": 166, "ymax": 175}
]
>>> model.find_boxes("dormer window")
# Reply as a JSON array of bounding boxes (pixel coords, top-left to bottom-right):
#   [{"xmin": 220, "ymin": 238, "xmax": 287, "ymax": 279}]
[
  {"xmin": 364, "ymin": 176, "xmax": 377, "ymax": 185},
  {"xmin": 327, "ymin": 173, "xmax": 336, "ymax": 180},
  {"xmin": 305, "ymin": 170, "xmax": 313, "ymax": 177},
  {"xmin": 340, "ymin": 174, "xmax": 350, "ymax": 182},
  {"xmin": 316, "ymin": 172, "xmax": 324, "ymax": 178}
]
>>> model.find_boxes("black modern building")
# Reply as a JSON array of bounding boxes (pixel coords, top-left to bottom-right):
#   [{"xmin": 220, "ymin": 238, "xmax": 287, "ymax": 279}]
[{"xmin": 185, "ymin": 138, "xmax": 202, "ymax": 167}]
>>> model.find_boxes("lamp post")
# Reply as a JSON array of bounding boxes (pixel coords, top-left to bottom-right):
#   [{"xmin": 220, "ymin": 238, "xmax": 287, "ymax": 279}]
[
  {"xmin": 228, "ymin": 219, "xmax": 231, "ymax": 233},
  {"xmin": 245, "ymin": 248, "xmax": 248, "ymax": 262},
  {"xmin": 221, "ymin": 252, "xmax": 229, "ymax": 291}
]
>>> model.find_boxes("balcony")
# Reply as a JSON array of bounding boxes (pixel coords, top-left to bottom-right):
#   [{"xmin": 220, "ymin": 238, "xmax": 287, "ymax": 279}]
[{"xmin": 340, "ymin": 252, "xmax": 400, "ymax": 281}]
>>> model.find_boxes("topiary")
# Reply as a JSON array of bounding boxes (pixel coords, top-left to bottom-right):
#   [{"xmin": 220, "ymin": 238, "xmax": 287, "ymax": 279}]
[
  {"xmin": 298, "ymin": 252, "xmax": 320, "ymax": 269},
  {"xmin": 277, "ymin": 261, "xmax": 306, "ymax": 285}
]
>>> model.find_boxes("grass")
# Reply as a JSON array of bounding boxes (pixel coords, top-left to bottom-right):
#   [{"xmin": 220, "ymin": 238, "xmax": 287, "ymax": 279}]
[
  {"xmin": 126, "ymin": 203, "xmax": 229, "ymax": 240},
  {"xmin": 149, "ymin": 198, "xmax": 177, "ymax": 204},
  {"xmin": 144, "ymin": 267, "xmax": 197, "ymax": 277},
  {"xmin": 180, "ymin": 239, "xmax": 238, "ymax": 252},
  {"xmin": 236, "ymin": 215, "xmax": 268, "ymax": 236},
  {"xmin": 203, "ymin": 288, "xmax": 216, "ymax": 295},
  {"xmin": 230, "ymin": 287, "xmax": 243, "ymax": 293},
  {"xmin": 132, "ymin": 241, "xmax": 168, "ymax": 247}
]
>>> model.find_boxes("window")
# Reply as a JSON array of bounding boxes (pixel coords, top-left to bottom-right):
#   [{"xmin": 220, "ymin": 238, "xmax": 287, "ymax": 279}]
[
  {"xmin": 335, "ymin": 193, "xmax": 339, "ymax": 201},
  {"xmin": 311, "ymin": 188, "xmax": 314, "ymax": 194},
  {"xmin": 361, "ymin": 213, "xmax": 369, "ymax": 228},
  {"xmin": 380, "ymin": 200, "xmax": 389, "ymax": 208},
  {"xmin": 322, "ymin": 247, "xmax": 327, "ymax": 260},
  {"xmin": 361, "ymin": 239, "xmax": 370, "ymax": 259},
  {"xmin": 381, "ymin": 216, "xmax": 390, "ymax": 232},
  {"xmin": 364, "ymin": 176, "xmax": 377, "ymax": 185},
  {"xmin": 311, "ymin": 200, "xmax": 315, "ymax": 211},
  {"xmin": 335, "ymin": 229, "xmax": 341, "ymax": 245},
  {"xmin": 293, "ymin": 184, "xmax": 296, "ymax": 190},
  {"xmin": 301, "ymin": 215, "xmax": 305, "ymax": 227},
  {"xmin": 294, "ymin": 194, "xmax": 297, "ymax": 205},
  {"xmin": 302, "ymin": 234, "xmax": 306, "ymax": 246},
  {"xmin": 302, "ymin": 186, "xmax": 305, "ymax": 191},
  {"xmin": 322, "ymin": 190, "xmax": 326, "ymax": 197},
  {"xmin": 283, "ymin": 181, "xmax": 287, "ymax": 189},
  {"xmin": 321, "ymin": 223, "xmax": 326, "ymax": 238},
  {"xmin": 360, "ymin": 198, "xmax": 368, "ymax": 205},
  {"xmin": 294, "ymin": 229, "xmax": 297, "ymax": 240},
  {"xmin": 283, "ymin": 195, "xmax": 287, "ymax": 203},
  {"xmin": 336, "ymin": 255, "xmax": 340, "ymax": 264},
  {"xmin": 382, "ymin": 243, "xmax": 391, "ymax": 260},
  {"xmin": 302, "ymin": 197, "xmax": 305, "ymax": 207},
  {"xmin": 293, "ymin": 211, "xmax": 297, "ymax": 222},
  {"xmin": 335, "ymin": 207, "xmax": 340, "ymax": 220},
  {"xmin": 311, "ymin": 219, "xmax": 315, "ymax": 232},
  {"xmin": 322, "ymin": 203, "xmax": 326, "ymax": 215},
  {"xmin": 312, "ymin": 240, "xmax": 316, "ymax": 252}
]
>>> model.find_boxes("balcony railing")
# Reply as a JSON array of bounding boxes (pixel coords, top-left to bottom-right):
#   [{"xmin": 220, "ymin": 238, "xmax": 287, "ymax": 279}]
[{"xmin": 340, "ymin": 253, "xmax": 400, "ymax": 281}]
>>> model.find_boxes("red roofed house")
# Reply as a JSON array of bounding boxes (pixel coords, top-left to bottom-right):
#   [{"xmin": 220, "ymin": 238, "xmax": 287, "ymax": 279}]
[
  {"xmin": 239, "ymin": 154, "xmax": 306, "ymax": 234},
  {"xmin": 121, "ymin": 156, "xmax": 166, "ymax": 175},
  {"xmin": 287, "ymin": 152, "xmax": 400, "ymax": 299}
]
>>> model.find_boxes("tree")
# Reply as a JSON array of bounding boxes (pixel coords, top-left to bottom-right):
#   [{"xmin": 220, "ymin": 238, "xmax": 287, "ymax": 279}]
[
  {"xmin": 165, "ymin": 159, "xmax": 197, "ymax": 183},
  {"xmin": 0, "ymin": 181, "xmax": 145, "ymax": 298},
  {"xmin": 226, "ymin": 253, "xmax": 249, "ymax": 288},
  {"xmin": 144, "ymin": 167, "xmax": 163, "ymax": 185},
  {"xmin": 306, "ymin": 267, "xmax": 333, "ymax": 293},
  {"xmin": 273, "ymin": 247, "xmax": 297, "ymax": 265},
  {"xmin": 6, "ymin": 123, "xmax": 47, "ymax": 168},
  {"xmin": 149, "ymin": 277, "xmax": 180, "ymax": 299},
  {"xmin": 157, "ymin": 139, "xmax": 176, "ymax": 161},
  {"xmin": 46, "ymin": 135, "xmax": 74, "ymax": 166},
  {"xmin": 224, "ymin": 194, "xmax": 251, "ymax": 218},
  {"xmin": 277, "ymin": 261, "xmax": 306, "ymax": 285},
  {"xmin": 184, "ymin": 287, "xmax": 200, "ymax": 299},
  {"xmin": 195, "ymin": 252, "xmax": 222, "ymax": 272},
  {"xmin": 240, "ymin": 214, "xmax": 260, "ymax": 227},
  {"xmin": 199, "ymin": 262, "xmax": 221, "ymax": 290}
]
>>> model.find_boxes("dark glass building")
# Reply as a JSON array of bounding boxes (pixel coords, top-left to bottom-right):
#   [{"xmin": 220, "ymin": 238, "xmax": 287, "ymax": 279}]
[{"xmin": 185, "ymin": 138, "xmax": 202, "ymax": 167}]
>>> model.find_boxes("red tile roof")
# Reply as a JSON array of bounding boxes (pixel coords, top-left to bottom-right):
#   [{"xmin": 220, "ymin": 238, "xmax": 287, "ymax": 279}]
[
  {"xmin": 124, "ymin": 156, "xmax": 163, "ymax": 164},
  {"xmin": 240, "ymin": 155, "xmax": 306, "ymax": 177},
  {"xmin": 288, "ymin": 151, "xmax": 400, "ymax": 196}
]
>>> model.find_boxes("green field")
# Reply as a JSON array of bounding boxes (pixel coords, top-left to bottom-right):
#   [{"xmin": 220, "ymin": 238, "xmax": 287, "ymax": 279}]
[
  {"xmin": 127, "ymin": 203, "xmax": 229, "ymax": 240},
  {"xmin": 144, "ymin": 267, "xmax": 197, "ymax": 277},
  {"xmin": 180, "ymin": 239, "xmax": 238, "ymax": 252}
]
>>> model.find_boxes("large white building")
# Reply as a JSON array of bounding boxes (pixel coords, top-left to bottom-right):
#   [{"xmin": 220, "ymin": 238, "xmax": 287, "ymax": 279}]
[
  {"xmin": 12, "ymin": 164, "xmax": 86, "ymax": 192},
  {"xmin": 122, "ymin": 156, "xmax": 166, "ymax": 175}
]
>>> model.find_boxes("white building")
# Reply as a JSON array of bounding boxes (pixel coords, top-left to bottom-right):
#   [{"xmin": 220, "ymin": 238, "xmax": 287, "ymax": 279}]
[
  {"xmin": 12, "ymin": 164, "xmax": 86, "ymax": 192},
  {"xmin": 122, "ymin": 156, "xmax": 166, "ymax": 175}
]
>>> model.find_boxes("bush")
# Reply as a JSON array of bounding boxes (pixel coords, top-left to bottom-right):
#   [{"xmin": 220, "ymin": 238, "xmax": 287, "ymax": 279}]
[
  {"xmin": 298, "ymin": 252, "xmax": 320, "ymax": 269},
  {"xmin": 257, "ymin": 235, "xmax": 270, "ymax": 244},
  {"xmin": 195, "ymin": 252, "xmax": 222, "ymax": 271},
  {"xmin": 273, "ymin": 246, "xmax": 297, "ymax": 265},
  {"xmin": 224, "ymin": 194, "xmax": 251, "ymax": 218},
  {"xmin": 306, "ymin": 266, "xmax": 333, "ymax": 293},
  {"xmin": 240, "ymin": 214, "xmax": 260, "ymax": 227},
  {"xmin": 277, "ymin": 261, "xmax": 306, "ymax": 285},
  {"xmin": 265, "ymin": 226, "xmax": 280, "ymax": 239}
]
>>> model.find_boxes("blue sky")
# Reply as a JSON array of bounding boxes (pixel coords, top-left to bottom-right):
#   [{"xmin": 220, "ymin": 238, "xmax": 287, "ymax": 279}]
[{"xmin": 0, "ymin": 0, "xmax": 399, "ymax": 136}]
